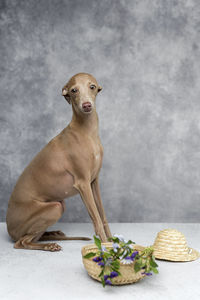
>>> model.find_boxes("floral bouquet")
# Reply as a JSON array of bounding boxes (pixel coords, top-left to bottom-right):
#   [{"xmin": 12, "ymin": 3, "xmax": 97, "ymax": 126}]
[{"xmin": 82, "ymin": 234, "xmax": 158, "ymax": 287}]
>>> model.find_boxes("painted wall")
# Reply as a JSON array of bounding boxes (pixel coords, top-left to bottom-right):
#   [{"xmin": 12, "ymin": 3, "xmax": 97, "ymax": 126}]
[{"xmin": 1, "ymin": 0, "xmax": 200, "ymax": 222}]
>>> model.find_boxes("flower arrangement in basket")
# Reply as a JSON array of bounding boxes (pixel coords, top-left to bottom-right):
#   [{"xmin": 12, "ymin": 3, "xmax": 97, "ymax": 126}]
[{"xmin": 82, "ymin": 234, "xmax": 159, "ymax": 287}]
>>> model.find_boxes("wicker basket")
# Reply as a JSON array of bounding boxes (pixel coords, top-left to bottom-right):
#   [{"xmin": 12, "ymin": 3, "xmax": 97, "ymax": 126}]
[{"xmin": 81, "ymin": 242, "xmax": 147, "ymax": 285}]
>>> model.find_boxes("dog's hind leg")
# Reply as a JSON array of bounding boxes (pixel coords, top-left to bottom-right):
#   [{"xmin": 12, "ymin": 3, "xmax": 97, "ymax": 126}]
[{"xmin": 14, "ymin": 201, "xmax": 64, "ymax": 251}]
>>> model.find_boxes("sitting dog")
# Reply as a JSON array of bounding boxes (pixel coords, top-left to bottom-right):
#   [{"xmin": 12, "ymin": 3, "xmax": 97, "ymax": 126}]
[{"xmin": 6, "ymin": 73, "xmax": 112, "ymax": 251}]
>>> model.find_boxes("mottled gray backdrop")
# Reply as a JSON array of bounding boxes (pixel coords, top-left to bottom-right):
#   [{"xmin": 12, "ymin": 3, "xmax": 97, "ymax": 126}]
[{"xmin": 1, "ymin": 0, "xmax": 200, "ymax": 223}]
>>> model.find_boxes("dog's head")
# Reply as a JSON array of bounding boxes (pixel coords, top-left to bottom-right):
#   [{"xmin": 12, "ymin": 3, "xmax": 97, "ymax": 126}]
[{"xmin": 62, "ymin": 73, "xmax": 102, "ymax": 114}]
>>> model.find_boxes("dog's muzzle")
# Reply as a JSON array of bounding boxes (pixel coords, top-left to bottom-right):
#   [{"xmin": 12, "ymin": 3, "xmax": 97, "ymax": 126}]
[{"xmin": 82, "ymin": 102, "xmax": 92, "ymax": 112}]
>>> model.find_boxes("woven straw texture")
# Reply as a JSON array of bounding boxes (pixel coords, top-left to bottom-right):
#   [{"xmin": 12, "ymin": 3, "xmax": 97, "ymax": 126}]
[
  {"xmin": 81, "ymin": 242, "xmax": 146, "ymax": 285},
  {"xmin": 153, "ymin": 228, "xmax": 200, "ymax": 262}
]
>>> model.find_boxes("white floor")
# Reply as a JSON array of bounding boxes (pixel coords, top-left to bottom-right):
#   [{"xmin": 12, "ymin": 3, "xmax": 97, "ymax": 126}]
[{"xmin": 0, "ymin": 222, "xmax": 199, "ymax": 300}]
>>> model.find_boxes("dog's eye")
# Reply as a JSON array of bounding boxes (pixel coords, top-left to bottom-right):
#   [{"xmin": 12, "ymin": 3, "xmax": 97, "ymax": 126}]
[
  {"xmin": 71, "ymin": 88, "xmax": 78, "ymax": 93},
  {"xmin": 90, "ymin": 84, "xmax": 96, "ymax": 90}
]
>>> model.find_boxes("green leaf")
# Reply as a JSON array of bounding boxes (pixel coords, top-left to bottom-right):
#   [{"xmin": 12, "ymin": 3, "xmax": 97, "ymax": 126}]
[
  {"xmin": 134, "ymin": 258, "xmax": 143, "ymax": 272},
  {"xmin": 141, "ymin": 262, "xmax": 146, "ymax": 268},
  {"xmin": 134, "ymin": 261, "xmax": 142, "ymax": 272},
  {"xmin": 112, "ymin": 237, "xmax": 120, "ymax": 243},
  {"xmin": 111, "ymin": 260, "xmax": 120, "ymax": 269},
  {"xmin": 83, "ymin": 252, "xmax": 96, "ymax": 259},
  {"xmin": 145, "ymin": 267, "xmax": 150, "ymax": 273},
  {"xmin": 109, "ymin": 249, "xmax": 115, "ymax": 255},
  {"xmin": 151, "ymin": 267, "xmax": 159, "ymax": 274},
  {"xmin": 120, "ymin": 249, "xmax": 126, "ymax": 259},
  {"xmin": 101, "ymin": 276, "xmax": 105, "ymax": 288},
  {"xmin": 127, "ymin": 240, "xmax": 135, "ymax": 245},
  {"xmin": 117, "ymin": 270, "xmax": 122, "ymax": 276},
  {"xmin": 93, "ymin": 235, "xmax": 101, "ymax": 250},
  {"xmin": 150, "ymin": 258, "xmax": 158, "ymax": 268},
  {"xmin": 111, "ymin": 266, "xmax": 120, "ymax": 272},
  {"xmin": 103, "ymin": 252, "xmax": 110, "ymax": 259},
  {"xmin": 98, "ymin": 269, "xmax": 104, "ymax": 277},
  {"xmin": 121, "ymin": 242, "xmax": 126, "ymax": 248},
  {"xmin": 137, "ymin": 257, "xmax": 143, "ymax": 265}
]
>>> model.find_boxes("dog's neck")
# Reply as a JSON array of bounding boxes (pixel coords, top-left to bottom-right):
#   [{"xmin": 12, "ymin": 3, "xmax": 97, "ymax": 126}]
[{"xmin": 70, "ymin": 106, "xmax": 99, "ymax": 137}]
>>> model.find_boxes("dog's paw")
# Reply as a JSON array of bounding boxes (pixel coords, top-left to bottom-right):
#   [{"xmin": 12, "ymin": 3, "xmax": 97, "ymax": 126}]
[{"xmin": 44, "ymin": 243, "xmax": 62, "ymax": 251}]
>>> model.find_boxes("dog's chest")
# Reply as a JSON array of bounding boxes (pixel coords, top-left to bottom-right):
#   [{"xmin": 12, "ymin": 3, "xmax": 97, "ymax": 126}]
[{"xmin": 88, "ymin": 138, "xmax": 103, "ymax": 179}]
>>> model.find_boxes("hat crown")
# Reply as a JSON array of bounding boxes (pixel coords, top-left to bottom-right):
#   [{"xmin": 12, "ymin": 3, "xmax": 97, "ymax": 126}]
[{"xmin": 153, "ymin": 228, "xmax": 188, "ymax": 254}]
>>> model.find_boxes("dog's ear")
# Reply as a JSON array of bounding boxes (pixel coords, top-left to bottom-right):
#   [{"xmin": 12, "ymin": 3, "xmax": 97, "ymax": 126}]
[
  {"xmin": 98, "ymin": 85, "xmax": 102, "ymax": 93},
  {"xmin": 62, "ymin": 86, "xmax": 71, "ymax": 104}
]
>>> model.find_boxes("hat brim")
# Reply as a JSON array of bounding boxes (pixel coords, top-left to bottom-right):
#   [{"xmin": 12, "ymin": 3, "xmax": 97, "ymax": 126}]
[{"xmin": 153, "ymin": 247, "xmax": 200, "ymax": 262}]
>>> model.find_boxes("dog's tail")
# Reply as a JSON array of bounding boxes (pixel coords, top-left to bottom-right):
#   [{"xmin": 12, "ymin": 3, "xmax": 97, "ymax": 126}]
[
  {"xmin": 39, "ymin": 232, "xmax": 92, "ymax": 241},
  {"xmin": 62, "ymin": 236, "xmax": 92, "ymax": 241}
]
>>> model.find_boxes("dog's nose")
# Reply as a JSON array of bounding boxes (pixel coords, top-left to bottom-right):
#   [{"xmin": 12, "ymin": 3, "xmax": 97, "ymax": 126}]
[{"xmin": 82, "ymin": 102, "xmax": 92, "ymax": 111}]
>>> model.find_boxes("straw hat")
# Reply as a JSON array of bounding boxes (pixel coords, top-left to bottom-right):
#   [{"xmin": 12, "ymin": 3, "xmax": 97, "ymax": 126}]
[{"xmin": 152, "ymin": 228, "xmax": 200, "ymax": 262}]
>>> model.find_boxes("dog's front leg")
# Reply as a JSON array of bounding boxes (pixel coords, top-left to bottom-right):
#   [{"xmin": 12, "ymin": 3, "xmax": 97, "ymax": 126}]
[
  {"xmin": 74, "ymin": 180, "xmax": 107, "ymax": 242},
  {"xmin": 91, "ymin": 177, "xmax": 112, "ymax": 238}
]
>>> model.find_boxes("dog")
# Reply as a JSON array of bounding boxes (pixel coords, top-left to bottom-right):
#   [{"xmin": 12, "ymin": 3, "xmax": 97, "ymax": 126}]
[{"xmin": 6, "ymin": 73, "xmax": 112, "ymax": 251}]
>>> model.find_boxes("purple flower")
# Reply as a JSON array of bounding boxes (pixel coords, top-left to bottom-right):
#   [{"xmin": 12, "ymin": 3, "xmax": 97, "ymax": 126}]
[
  {"xmin": 105, "ymin": 279, "xmax": 112, "ymax": 285},
  {"xmin": 125, "ymin": 251, "xmax": 139, "ymax": 261},
  {"xmin": 142, "ymin": 272, "xmax": 152, "ymax": 276},
  {"xmin": 104, "ymin": 275, "xmax": 109, "ymax": 280},
  {"xmin": 98, "ymin": 262, "xmax": 105, "ymax": 266},
  {"xmin": 131, "ymin": 251, "xmax": 138, "ymax": 259},
  {"xmin": 93, "ymin": 256, "xmax": 103, "ymax": 262},
  {"xmin": 110, "ymin": 271, "xmax": 118, "ymax": 278},
  {"xmin": 125, "ymin": 256, "xmax": 132, "ymax": 260}
]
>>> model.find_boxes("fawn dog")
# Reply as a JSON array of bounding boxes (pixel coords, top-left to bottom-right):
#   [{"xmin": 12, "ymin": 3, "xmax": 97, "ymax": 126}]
[{"xmin": 6, "ymin": 73, "xmax": 112, "ymax": 251}]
